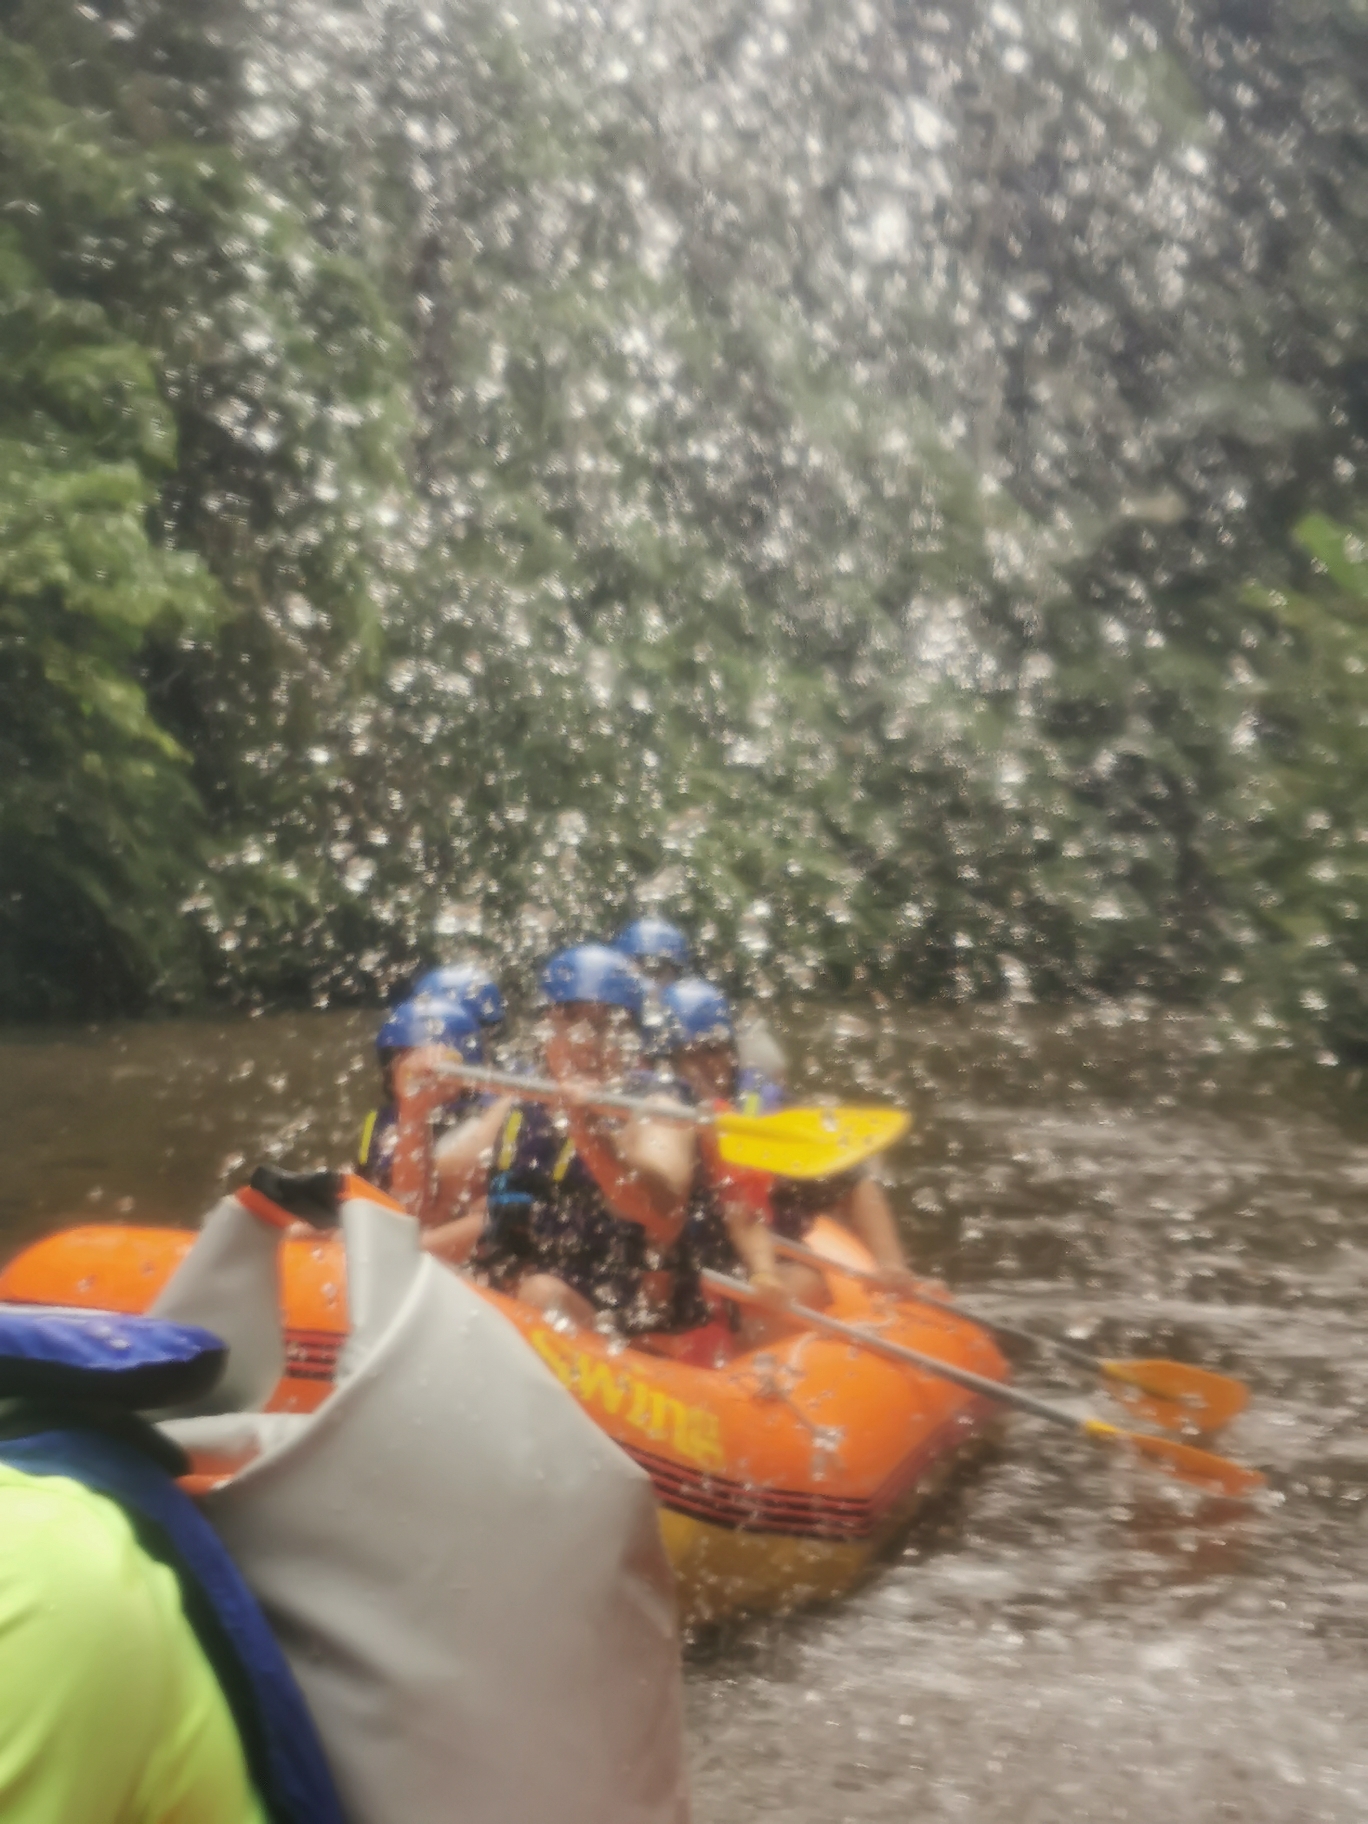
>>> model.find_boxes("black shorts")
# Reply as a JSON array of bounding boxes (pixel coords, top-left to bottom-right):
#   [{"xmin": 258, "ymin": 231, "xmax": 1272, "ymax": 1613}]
[{"xmin": 769, "ymin": 1165, "xmax": 866, "ymax": 1240}]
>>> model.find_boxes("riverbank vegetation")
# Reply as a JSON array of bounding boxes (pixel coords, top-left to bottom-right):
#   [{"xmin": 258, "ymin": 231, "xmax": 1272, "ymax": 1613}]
[{"xmin": 3, "ymin": 0, "xmax": 1367, "ymax": 1061}]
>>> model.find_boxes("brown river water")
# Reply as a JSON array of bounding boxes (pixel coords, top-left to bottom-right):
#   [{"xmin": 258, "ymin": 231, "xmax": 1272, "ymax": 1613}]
[{"xmin": 2, "ymin": 1002, "xmax": 1366, "ymax": 1821}]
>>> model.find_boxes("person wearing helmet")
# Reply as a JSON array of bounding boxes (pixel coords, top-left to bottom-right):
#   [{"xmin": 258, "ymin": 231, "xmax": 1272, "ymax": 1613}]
[
  {"xmin": 613, "ymin": 916, "xmax": 690, "ymax": 986},
  {"xmin": 657, "ymin": 980, "xmax": 918, "ymax": 1299},
  {"xmin": 398, "ymin": 961, "xmax": 516, "ymax": 1257},
  {"xmin": 411, "ymin": 961, "xmax": 506, "ymax": 1030},
  {"xmin": 648, "ymin": 978, "xmax": 802, "ymax": 1337},
  {"xmin": 355, "ymin": 996, "xmax": 486, "ymax": 1198},
  {"xmin": 470, "ymin": 944, "xmax": 701, "ymax": 1333}
]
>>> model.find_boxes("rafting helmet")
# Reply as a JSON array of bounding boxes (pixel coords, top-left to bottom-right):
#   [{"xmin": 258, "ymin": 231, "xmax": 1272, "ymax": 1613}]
[
  {"xmin": 412, "ymin": 962, "xmax": 505, "ymax": 1028},
  {"xmin": 655, "ymin": 977, "xmax": 734, "ymax": 1053},
  {"xmin": 376, "ymin": 995, "xmax": 483, "ymax": 1061},
  {"xmin": 538, "ymin": 944, "xmax": 645, "ymax": 1019},
  {"xmin": 614, "ymin": 917, "xmax": 690, "ymax": 972}
]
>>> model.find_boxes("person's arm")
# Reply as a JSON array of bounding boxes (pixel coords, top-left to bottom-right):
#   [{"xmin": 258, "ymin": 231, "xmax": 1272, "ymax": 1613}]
[
  {"xmin": 720, "ymin": 1203, "xmax": 790, "ymax": 1308},
  {"xmin": 840, "ymin": 1174, "xmax": 917, "ymax": 1290},
  {"xmin": 391, "ymin": 1045, "xmax": 478, "ymax": 1221},
  {"xmin": 422, "ymin": 1204, "xmax": 488, "ymax": 1267},
  {"xmin": 562, "ymin": 1097, "xmax": 693, "ymax": 1245},
  {"xmin": 430, "ymin": 1098, "xmax": 513, "ymax": 1224}
]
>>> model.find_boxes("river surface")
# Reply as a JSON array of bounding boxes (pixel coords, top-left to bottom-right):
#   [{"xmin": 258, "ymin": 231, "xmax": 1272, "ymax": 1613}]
[{"xmin": 2, "ymin": 1002, "xmax": 1366, "ymax": 1821}]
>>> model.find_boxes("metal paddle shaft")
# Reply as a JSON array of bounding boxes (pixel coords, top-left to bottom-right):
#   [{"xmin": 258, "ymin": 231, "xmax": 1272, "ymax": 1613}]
[
  {"xmin": 402, "ymin": 1060, "xmax": 908, "ymax": 1179},
  {"xmin": 416, "ymin": 1060, "xmax": 712, "ymax": 1122},
  {"xmin": 775, "ymin": 1235, "xmax": 1076, "ymax": 1354},
  {"xmin": 702, "ymin": 1269, "xmax": 1265, "ymax": 1498},
  {"xmin": 771, "ymin": 1235, "xmax": 1249, "ymax": 1434},
  {"xmin": 702, "ymin": 1269, "xmax": 1074, "ymax": 1424}
]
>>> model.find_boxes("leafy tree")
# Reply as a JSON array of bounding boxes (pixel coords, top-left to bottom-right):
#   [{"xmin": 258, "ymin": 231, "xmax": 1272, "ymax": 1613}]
[
  {"xmin": 0, "ymin": 38, "xmax": 220, "ymax": 1013},
  {"xmin": 0, "ymin": 16, "xmax": 411, "ymax": 1013},
  {"xmin": 1223, "ymin": 512, "xmax": 1368, "ymax": 1061}
]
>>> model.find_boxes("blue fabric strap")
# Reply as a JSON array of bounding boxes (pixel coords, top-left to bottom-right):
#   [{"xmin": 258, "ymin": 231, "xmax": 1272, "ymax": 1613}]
[{"xmin": 0, "ymin": 1429, "xmax": 346, "ymax": 1824}]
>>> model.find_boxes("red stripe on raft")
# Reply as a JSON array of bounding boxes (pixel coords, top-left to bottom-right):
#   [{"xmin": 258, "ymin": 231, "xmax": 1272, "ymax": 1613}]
[
  {"xmin": 863, "ymin": 1395, "xmax": 999, "ymax": 1518},
  {"xmin": 284, "ymin": 1329, "xmax": 344, "ymax": 1381},
  {"xmin": 623, "ymin": 1409, "xmax": 987, "ymax": 1543}
]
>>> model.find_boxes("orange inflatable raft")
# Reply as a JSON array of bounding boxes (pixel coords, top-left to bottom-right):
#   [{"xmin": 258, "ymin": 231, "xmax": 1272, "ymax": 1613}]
[{"xmin": 0, "ymin": 1217, "xmax": 1008, "ymax": 1624}]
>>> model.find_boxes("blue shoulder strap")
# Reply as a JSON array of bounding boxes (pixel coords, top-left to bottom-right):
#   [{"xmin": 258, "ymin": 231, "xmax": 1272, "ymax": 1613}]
[{"xmin": 0, "ymin": 1429, "xmax": 346, "ymax": 1824}]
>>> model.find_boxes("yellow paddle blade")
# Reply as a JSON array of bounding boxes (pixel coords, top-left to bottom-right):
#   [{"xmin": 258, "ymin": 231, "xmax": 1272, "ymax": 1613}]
[
  {"xmin": 1083, "ymin": 1418, "xmax": 1266, "ymax": 1498},
  {"xmin": 714, "ymin": 1105, "xmax": 911, "ymax": 1179},
  {"xmin": 1101, "ymin": 1359, "xmax": 1250, "ymax": 1435}
]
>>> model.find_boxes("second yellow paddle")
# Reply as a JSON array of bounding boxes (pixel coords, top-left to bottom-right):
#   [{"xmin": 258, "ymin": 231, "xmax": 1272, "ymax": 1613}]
[
  {"xmin": 704, "ymin": 1269, "xmax": 1265, "ymax": 1500},
  {"xmin": 772, "ymin": 1235, "xmax": 1249, "ymax": 1434}
]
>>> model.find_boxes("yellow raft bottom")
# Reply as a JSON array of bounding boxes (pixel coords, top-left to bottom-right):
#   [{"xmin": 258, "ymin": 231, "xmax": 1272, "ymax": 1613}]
[
  {"xmin": 659, "ymin": 1427, "xmax": 998, "ymax": 1628},
  {"xmin": 660, "ymin": 1509, "xmax": 872, "ymax": 1624}
]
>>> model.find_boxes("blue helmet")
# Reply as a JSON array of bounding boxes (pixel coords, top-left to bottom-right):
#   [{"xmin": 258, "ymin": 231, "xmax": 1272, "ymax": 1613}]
[
  {"xmin": 614, "ymin": 917, "xmax": 690, "ymax": 970},
  {"xmin": 657, "ymin": 977, "xmax": 734, "ymax": 1051},
  {"xmin": 377, "ymin": 995, "xmax": 483, "ymax": 1060},
  {"xmin": 412, "ymin": 962, "xmax": 505, "ymax": 1028},
  {"xmin": 538, "ymin": 944, "xmax": 645, "ymax": 1019}
]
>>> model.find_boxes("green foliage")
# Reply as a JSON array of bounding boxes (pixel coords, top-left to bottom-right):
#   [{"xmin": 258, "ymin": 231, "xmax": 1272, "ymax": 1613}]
[
  {"xmin": 0, "ymin": 173, "xmax": 219, "ymax": 1011},
  {"xmin": 1218, "ymin": 513, "xmax": 1368, "ymax": 1060},
  {"xmin": 0, "ymin": 17, "xmax": 411, "ymax": 1014}
]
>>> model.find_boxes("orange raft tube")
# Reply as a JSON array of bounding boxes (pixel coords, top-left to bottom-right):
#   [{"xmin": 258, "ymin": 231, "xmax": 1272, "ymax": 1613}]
[{"xmin": 0, "ymin": 1217, "xmax": 1008, "ymax": 1625}]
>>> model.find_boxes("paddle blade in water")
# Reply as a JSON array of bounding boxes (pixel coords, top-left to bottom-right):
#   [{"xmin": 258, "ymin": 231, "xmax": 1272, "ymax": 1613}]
[
  {"xmin": 1101, "ymin": 1359, "xmax": 1250, "ymax": 1435},
  {"xmin": 715, "ymin": 1106, "xmax": 910, "ymax": 1179},
  {"xmin": 1083, "ymin": 1419, "xmax": 1265, "ymax": 1498}
]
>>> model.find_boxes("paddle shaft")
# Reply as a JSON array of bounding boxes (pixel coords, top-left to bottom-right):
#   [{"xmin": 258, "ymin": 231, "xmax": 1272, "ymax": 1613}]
[
  {"xmin": 770, "ymin": 1234, "xmax": 1250, "ymax": 1436},
  {"xmin": 401, "ymin": 1060, "xmax": 716, "ymax": 1128},
  {"xmin": 701, "ymin": 1268, "xmax": 1074, "ymax": 1426},
  {"xmin": 773, "ymin": 1234, "xmax": 1101, "ymax": 1367},
  {"xmin": 703, "ymin": 1269, "xmax": 1263, "ymax": 1495}
]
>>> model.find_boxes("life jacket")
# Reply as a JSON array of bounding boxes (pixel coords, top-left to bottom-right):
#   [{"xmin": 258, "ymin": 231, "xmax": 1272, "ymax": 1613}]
[
  {"xmin": 477, "ymin": 1097, "xmax": 713, "ymax": 1333},
  {"xmin": 0, "ymin": 1305, "xmax": 345, "ymax": 1824},
  {"xmin": 734, "ymin": 1066, "xmax": 786, "ymax": 1116},
  {"xmin": 356, "ymin": 1101, "xmax": 400, "ymax": 1189}
]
